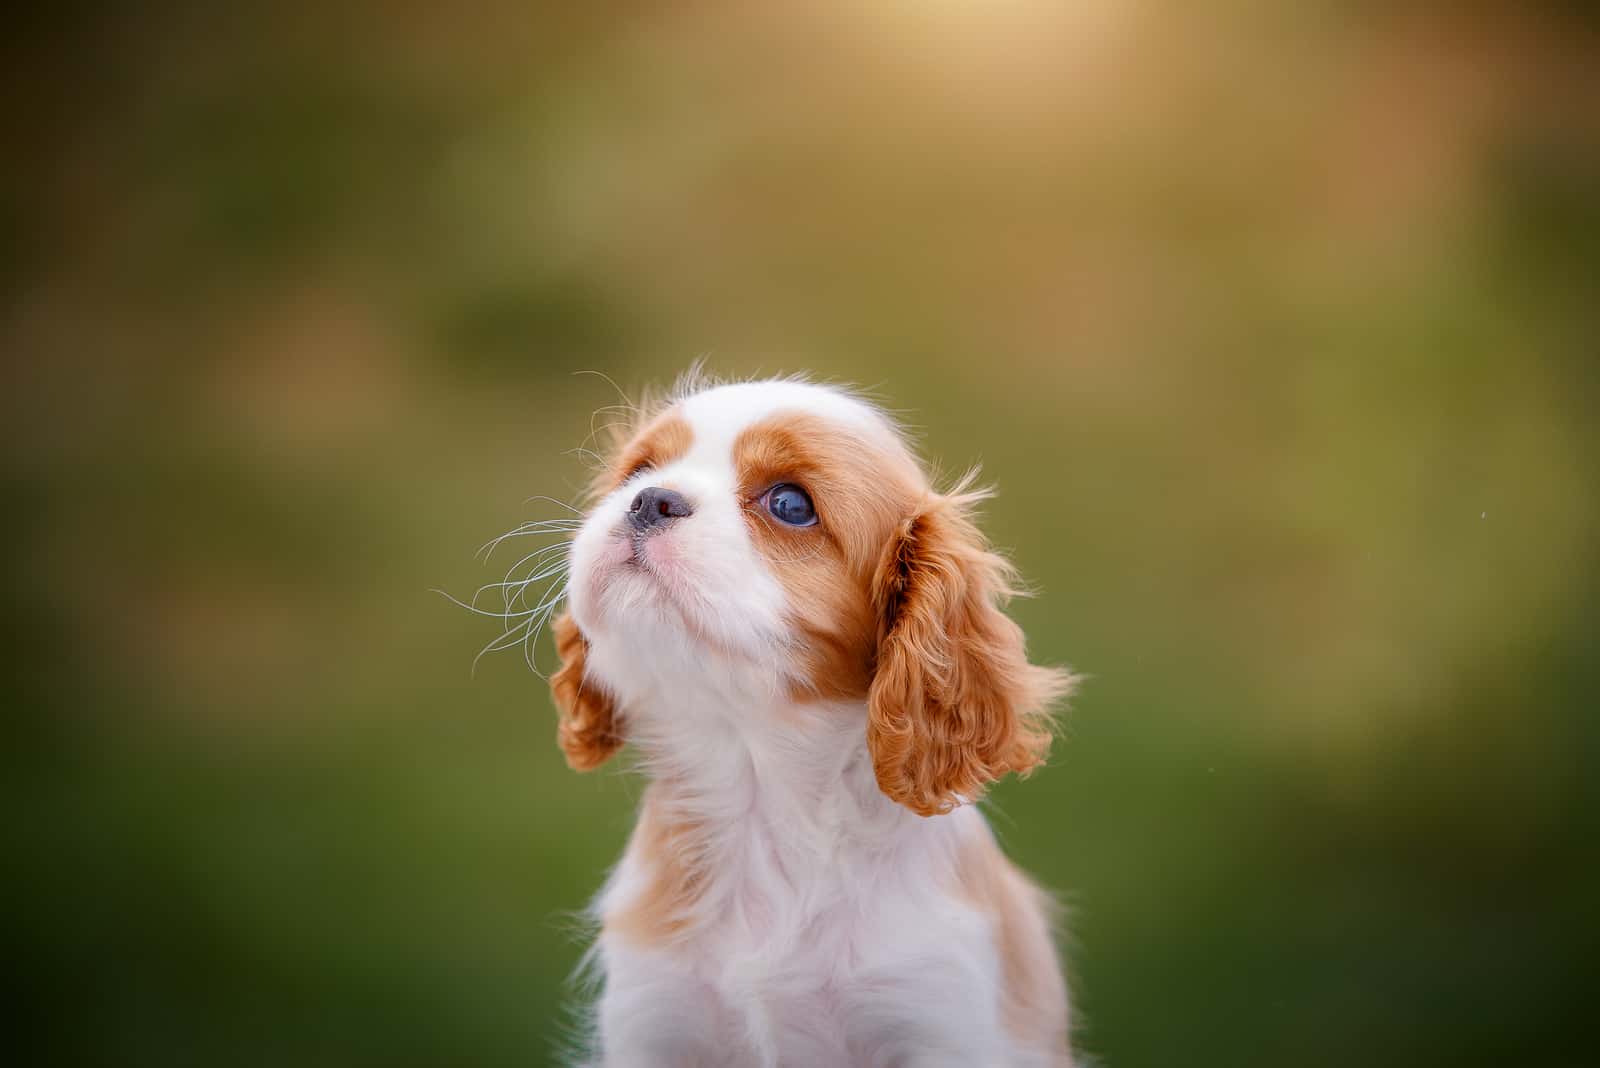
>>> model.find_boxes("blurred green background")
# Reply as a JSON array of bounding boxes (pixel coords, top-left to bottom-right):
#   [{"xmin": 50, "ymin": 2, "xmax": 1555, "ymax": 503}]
[{"xmin": 4, "ymin": 2, "xmax": 1597, "ymax": 1065}]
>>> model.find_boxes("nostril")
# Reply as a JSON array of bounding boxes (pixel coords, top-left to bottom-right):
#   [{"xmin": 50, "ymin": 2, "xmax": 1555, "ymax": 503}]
[{"xmin": 627, "ymin": 486, "xmax": 693, "ymax": 529}]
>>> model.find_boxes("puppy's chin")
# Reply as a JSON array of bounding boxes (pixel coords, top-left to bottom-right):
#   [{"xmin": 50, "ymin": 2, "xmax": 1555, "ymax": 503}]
[
  {"xmin": 571, "ymin": 534, "xmax": 667, "ymax": 626},
  {"xmin": 572, "ymin": 533, "xmax": 723, "ymax": 651}
]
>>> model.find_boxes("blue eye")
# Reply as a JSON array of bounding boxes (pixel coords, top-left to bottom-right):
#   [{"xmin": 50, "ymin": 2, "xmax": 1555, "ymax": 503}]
[{"xmin": 765, "ymin": 484, "xmax": 817, "ymax": 526}]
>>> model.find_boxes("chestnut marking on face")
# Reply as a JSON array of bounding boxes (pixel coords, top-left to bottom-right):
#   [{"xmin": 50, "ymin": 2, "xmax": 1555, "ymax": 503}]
[
  {"xmin": 606, "ymin": 414, "xmax": 694, "ymax": 495},
  {"xmin": 732, "ymin": 412, "xmax": 924, "ymax": 700}
]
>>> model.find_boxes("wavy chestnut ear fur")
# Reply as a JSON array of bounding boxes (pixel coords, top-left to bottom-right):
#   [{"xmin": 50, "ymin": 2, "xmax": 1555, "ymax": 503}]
[
  {"xmin": 867, "ymin": 485, "xmax": 1072, "ymax": 817},
  {"xmin": 550, "ymin": 611, "xmax": 624, "ymax": 770}
]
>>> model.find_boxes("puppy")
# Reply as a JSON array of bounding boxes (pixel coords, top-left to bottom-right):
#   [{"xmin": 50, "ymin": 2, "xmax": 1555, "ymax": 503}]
[{"xmin": 547, "ymin": 375, "xmax": 1074, "ymax": 1066}]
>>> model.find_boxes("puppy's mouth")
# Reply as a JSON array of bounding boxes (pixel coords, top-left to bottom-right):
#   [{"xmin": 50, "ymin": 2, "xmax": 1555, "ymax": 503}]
[
  {"xmin": 622, "ymin": 530, "xmax": 657, "ymax": 570},
  {"xmin": 605, "ymin": 530, "xmax": 678, "ymax": 594},
  {"xmin": 594, "ymin": 529, "xmax": 705, "ymax": 630}
]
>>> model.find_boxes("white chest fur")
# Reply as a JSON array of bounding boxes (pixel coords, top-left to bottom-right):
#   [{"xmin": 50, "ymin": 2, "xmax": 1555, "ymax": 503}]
[{"xmin": 579, "ymin": 678, "xmax": 1063, "ymax": 1067}]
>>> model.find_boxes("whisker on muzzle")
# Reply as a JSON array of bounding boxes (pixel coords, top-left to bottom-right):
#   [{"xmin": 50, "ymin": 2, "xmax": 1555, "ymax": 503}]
[
  {"xmin": 446, "ymin": 510, "xmax": 579, "ymax": 679},
  {"xmin": 476, "ymin": 519, "xmax": 583, "ymax": 562},
  {"xmin": 520, "ymin": 494, "xmax": 583, "ymax": 515}
]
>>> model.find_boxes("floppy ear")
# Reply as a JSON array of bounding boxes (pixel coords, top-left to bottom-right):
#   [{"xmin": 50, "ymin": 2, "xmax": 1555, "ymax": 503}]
[
  {"xmin": 867, "ymin": 487, "xmax": 1072, "ymax": 816},
  {"xmin": 550, "ymin": 611, "xmax": 625, "ymax": 770}
]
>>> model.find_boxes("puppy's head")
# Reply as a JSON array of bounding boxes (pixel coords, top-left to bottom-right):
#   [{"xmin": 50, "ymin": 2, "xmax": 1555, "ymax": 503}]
[{"xmin": 550, "ymin": 376, "xmax": 1070, "ymax": 815}]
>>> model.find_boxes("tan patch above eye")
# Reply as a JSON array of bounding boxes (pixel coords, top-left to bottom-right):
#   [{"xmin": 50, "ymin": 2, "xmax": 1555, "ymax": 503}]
[
  {"xmin": 732, "ymin": 417, "xmax": 833, "ymax": 506},
  {"xmin": 732, "ymin": 413, "xmax": 927, "ymax": 702},
  {"xmin": 607, "ymin": 414, "xmax": 693, "ymax": 492},
  {"xmin": 732, "ymin": 414, "xmax": 923, "ymax": 563}
]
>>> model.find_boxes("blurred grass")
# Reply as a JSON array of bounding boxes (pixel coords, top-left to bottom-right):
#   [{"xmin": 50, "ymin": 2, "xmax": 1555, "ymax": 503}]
[{"xmin": 3, "ymin": 2, "xmax": 1598, "ymax": 1066}]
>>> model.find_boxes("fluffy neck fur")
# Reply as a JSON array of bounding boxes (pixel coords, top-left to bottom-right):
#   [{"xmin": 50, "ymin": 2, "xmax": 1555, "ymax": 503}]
[{"xmin": 590, "ymin": 641, "xmax": 970, "ymax": 940}]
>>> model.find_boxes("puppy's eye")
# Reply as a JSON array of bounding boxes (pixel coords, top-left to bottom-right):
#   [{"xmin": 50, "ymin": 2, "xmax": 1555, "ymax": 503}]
[{"xmin": 764, "ymin": 484, "xmax": 817, "ymax": 527}]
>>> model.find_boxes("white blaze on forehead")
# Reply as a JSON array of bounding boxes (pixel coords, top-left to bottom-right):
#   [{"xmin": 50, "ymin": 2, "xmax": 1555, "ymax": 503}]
[{"xmin": 673, "ymin": 381, "xmax": 902, "ymax": 473}]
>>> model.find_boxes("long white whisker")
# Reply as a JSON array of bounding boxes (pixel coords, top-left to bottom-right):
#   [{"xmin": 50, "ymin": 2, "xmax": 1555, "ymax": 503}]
[
  {"xmin": 477, "ymin": 522, "xmax": 581, "ymax": 561},
  {"xmin": 572, "ymin": 368, "xmax": 636, "ymax": 412},
  {"xmin": 520, "ymin": 576, "xmax": 570, "ymax": 617},
  {"xmin": 471, "ymin": 563, "xmax": 567, "ymax": 612},
  {"xmin": 471, "ymin": 562, "xmax": 567, "ymax": 600},
  {"xmin": 435, "ymin": 589, "xmax": 546, "ymax": 620},
  {"xmin": 439, "ymin": 560, "xmax": 568, "ymax": 619},
  {"xmin": 564, "ymin": 446, "xmax": 606, "ymax": 467},
  {"xmin": 495, "ymin": 519, "xmax": 582, "ymax": 531},
  {"xmin": 498, "ymin": 541, "xmax": 572, "ymax": 583},
  {"xmin": 520, "ymin": 494, "xmax": 582, "ymax": 514},
  {"xmin": 524, "ymin": 610, "xmax": 557, "ymax": 674},
  {"xmin": 473, "ymin": 617, "xmax": 535, "ymax": 676},
  {"xmin": 465, "ymin": 546, "xmax": 571, "ymax": 609},
  {"xmin": 519, "ymin": 586, "xmax": 569, "ymax": 676},
  {"xmin": 457, "ymin": 491, "xmax": 586, "ymax": 676},
  {"xmin": 507, "ymin": 563, "xmax": 569, "ymax": 617},
  {"xmin": 479, "ymin": 621, "xmax": 535, "ymax": 653},
  {"xmin": 477, "ymin": 527, "xmax": 579, "ymax": 562}
]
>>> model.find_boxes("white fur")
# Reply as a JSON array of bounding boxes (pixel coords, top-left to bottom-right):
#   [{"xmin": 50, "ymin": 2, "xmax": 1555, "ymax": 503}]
[{"xmin": 564, "ymin": 380, "xmax": 1065, "ymax": 1067}]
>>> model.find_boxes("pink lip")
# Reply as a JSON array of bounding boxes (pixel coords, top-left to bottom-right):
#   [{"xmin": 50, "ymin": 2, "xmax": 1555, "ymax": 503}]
[
  {"xmin": 589, "ymin": 531, "xmax": 710, "ymax": 643},
  {"xmin": 618, "ymin": 533, "xmax": 662, "ymax": 577},
  {"xmin": 598, "ymin": 530, "xmax": 661, "ymax": 581}
]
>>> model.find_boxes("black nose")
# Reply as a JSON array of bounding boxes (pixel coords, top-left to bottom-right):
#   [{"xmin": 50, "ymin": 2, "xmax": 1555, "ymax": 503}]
[{"xmin": 627, "ymin": 486, "xmax": 693, "ymax": 530}]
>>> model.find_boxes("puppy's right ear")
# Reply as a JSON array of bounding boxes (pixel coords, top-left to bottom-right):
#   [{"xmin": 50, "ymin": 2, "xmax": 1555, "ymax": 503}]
[{"xmin": 550, "ymin": 612, "xmax": 624, "ymax": 770}]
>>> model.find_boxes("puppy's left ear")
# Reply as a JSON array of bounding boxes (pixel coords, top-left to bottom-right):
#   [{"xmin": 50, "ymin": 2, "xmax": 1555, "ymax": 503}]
[
  {"xmin": 550, "ymin": 612, "xmax": 625, "ymax": 770},
  {"xmin": 867, "ymin": 485, "xmax": 1072, "ymax": 816}
]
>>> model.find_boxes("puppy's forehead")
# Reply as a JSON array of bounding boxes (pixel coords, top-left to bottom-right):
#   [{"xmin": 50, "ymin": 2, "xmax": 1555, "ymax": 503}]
[{"xmin": 673, "ymin": 381, "xmax": 899, "ymax": 463}]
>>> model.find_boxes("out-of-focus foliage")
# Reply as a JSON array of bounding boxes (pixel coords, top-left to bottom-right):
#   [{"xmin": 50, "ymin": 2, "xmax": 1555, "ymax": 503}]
[{"xmin": 4, "ymin": 2, "xmax": 1597, "ymax": 1066}]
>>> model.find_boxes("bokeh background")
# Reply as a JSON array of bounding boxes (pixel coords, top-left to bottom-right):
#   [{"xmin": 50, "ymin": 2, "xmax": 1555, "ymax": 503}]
[{"xmin": 5, "ymin": 2, "xmax": 1598, "ymax": 1065}]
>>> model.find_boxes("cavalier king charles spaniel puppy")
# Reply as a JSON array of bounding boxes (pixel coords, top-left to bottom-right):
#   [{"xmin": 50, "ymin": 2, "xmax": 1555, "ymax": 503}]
[{"xmin": 544, "ymin": 374, "xmax": 1074, "ymax": 1066}]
